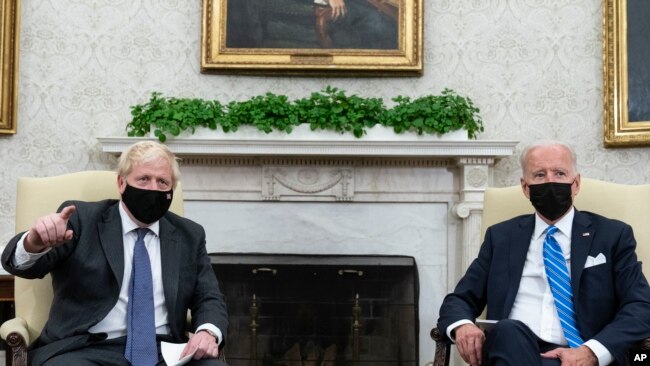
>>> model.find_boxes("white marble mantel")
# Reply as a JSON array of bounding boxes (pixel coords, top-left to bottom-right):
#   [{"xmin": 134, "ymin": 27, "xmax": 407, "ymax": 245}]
[
  {"xmin": 98, "ymin": 136, "xmax": 517, "ymax": 365},
  {"xmin": 98, "ymin": 136, "xmax": 516, "ymax": 158}
]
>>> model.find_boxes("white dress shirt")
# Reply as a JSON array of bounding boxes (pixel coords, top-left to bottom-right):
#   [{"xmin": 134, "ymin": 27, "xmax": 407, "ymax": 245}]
[
  {"xmin": 13, "ymin": 202, "xmax": 222, "ymax": 344},
  {"xmin": 88, "ymin": 203, "xmax": 169, "ymax": 338},
  {"xmin": 447, "ymin": 208, "xmax": 612, "ymax": 365},
  {"xmin": 509, "ymin": 210, "xmax": 574, "ymax": 345}
]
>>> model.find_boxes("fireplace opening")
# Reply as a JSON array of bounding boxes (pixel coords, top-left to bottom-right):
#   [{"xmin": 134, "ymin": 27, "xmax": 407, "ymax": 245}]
[{"xmin": 210, "ymin": 254, "xmax": 419, "ymax": 366}]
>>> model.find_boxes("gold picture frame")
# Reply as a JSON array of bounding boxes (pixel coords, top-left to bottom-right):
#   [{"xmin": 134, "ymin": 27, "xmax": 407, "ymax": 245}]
[
  {"xmin": 0, "ymin": 0, "xmax": 19, "ymax": 134},
  {"xmin": 201, "ymin": 0, "xmax": 422, "ymax": 76},
  {"xmin": 603, "ymin": 0, "xmax": 650, "ymax": 147}
]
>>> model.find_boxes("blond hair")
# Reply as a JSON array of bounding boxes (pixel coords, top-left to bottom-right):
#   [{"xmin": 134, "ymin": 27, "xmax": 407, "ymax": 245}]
[{"xmin": 117, "ymin": 140, "xmax": 181, "ymax": 189}]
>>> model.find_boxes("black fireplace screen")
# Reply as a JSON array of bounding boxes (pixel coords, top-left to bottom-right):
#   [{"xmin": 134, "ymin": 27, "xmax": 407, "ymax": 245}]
[{"xmin": 210, "ymin": 254, "xmax": 419, "ymax": 366}]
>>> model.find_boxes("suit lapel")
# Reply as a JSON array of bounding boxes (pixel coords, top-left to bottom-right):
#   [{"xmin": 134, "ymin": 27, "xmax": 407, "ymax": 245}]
[
  {"xmin": 159, "ymin": 216, "xmax": 181, "ymax": 328},
  {"xmin": 570, "ymin": 210, "xmax": 594, "ymax": 304},
  {"xmin": 504, "ymin": 215, "xmax": 535, "ymax": 317},
  {"xmin": 98, "ymin": 203, "xmax": 125, "ymax": 287}
]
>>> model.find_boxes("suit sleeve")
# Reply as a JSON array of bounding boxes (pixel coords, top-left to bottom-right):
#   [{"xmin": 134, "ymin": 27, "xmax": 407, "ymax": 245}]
[
  {"xmin": 2, "ymin": 201, "xmax": 79, "ymax": 279},
  {"xmin": 589, "ymin": 224, "xmax": 650, "ymax": 363},
  {"xmin": 437, "ymin": 227, "xmax": 495, "ymax": 340},
  {"xmin": 187, "ymin": 227, "xmax": 229, "ymax": 349}
]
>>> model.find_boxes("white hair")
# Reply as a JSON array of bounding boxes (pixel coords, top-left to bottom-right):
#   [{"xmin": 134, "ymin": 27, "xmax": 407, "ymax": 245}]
[{"xmin": 519, "ymin": 140, "xmax": 578, "ymax": 174}]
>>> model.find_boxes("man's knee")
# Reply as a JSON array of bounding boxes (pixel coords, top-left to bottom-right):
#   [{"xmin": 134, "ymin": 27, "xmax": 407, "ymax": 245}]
[
  {"xmin": 489, "ymin": 318, "xmax": 532, "ymax": 338},
  {"xmin": 483, "ymin": 319, "xmax": 543, "ymax": 365}
]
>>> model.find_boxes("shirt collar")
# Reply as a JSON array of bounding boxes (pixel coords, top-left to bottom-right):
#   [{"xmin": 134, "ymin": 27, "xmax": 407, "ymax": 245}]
[
  {"xmin": 118, "ymin": 201, "xmax": 160, "ymax": 237},
  {"xmin": 533, "ymin": 206, "xmax": 575, "ymax": 239}
]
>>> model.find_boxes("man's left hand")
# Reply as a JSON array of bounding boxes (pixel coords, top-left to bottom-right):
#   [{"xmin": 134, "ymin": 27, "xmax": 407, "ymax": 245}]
[
  {"xmin": 181, "ymin": 330, "xmax": 220, "ymax": 360},
  {"xmin": 541, "ymin": 345, "xmax": 598, "ymax": 366}
]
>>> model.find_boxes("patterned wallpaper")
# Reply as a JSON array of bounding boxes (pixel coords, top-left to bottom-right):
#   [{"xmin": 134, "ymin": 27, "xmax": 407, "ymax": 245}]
[{"xmin": 1, "ymin": 0, "xmax": 650, "ymax": 245}]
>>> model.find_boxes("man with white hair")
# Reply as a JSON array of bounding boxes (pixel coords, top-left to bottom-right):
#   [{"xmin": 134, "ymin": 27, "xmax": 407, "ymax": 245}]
[{"xmin": 438, "ymin": 140, "xmax": 650, "ymax": 365}]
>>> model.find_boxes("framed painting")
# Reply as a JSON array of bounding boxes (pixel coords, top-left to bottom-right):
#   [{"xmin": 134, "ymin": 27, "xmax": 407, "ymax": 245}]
[
  {"xmin": 0, "ymin": 0, "xmax": 20, "ymax": 134},
  {"xmin": 201, "ymin": 0, "xmax": 423, "ymax": 76},
  {"xmin": 603, "ymin": 0, "xmax": 650, "ymax": 147}
]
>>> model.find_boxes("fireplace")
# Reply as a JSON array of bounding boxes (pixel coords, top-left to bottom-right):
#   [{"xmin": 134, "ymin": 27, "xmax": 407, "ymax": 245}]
[
  {"xmin": 211, "ymin": 254, "xmax": 418, "ymax": 366},
  {"xmin": 99, "ymin": 136, "xmax": 516, "ymax": 364}
]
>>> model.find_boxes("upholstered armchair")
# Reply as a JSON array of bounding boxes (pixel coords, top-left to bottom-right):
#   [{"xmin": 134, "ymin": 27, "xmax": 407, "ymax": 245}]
[
  {"xmin": 0, "ymin": 171, "xmax": 184, "ymax": 366},
  {"xmin": 431, "ymin": 178, "xmax": 650, "ymax": 366}
]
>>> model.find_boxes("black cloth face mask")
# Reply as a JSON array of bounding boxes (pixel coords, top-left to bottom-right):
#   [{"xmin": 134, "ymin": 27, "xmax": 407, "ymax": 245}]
[
  {"xmin": 121, "ymin": 183, "xmax": 173, "ymax": 224},
  {"xmin": 527, "ymin": 181, "xmax": 574, "ymax": 221}
]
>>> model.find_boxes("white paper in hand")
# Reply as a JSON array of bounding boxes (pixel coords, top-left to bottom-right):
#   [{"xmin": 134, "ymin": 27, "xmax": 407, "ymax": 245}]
[{"xmin": 161, "ymin": 341, "xmax": 197, "ymax": 366}]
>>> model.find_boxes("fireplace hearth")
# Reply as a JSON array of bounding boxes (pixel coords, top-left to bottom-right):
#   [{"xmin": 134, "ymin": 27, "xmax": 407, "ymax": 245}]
[{"xmin": 211, "ymin": 254, "xmax": 418, "ymax": 366}]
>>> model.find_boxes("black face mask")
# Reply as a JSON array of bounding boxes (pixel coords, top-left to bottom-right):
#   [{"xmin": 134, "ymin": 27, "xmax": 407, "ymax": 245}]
[
  {"xmin": 121, "ymin": 183, "xmax": 173, "ymax": 224},
  {"xmin": 527, "ymin": 181, "xmax": 574, "ymax": 221}
]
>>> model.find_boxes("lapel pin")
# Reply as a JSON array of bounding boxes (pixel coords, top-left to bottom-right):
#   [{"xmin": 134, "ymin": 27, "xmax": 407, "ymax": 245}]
[{"xmin": 582, "ymin": 232, "xmax": 590, "ymax": 237}]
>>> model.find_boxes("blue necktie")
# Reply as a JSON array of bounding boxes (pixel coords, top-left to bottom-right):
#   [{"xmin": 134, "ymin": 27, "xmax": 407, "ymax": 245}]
[
  {"xmin": 543, "ymin": 225, "xmax": 584, "ymax": 348},
  {"xmin": 124, "ymin": 228, "xmax": 158, "ymax": 365}
]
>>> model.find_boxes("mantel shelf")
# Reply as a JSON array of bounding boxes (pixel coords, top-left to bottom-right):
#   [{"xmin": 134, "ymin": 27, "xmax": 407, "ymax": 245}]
[{"xmin": 97, "ymin": 136, "xmax": 518, "ymax": 159}]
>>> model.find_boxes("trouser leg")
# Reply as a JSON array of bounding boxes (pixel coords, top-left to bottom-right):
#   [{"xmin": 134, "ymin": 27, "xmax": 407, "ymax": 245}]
[{"xmin": 483, "ymin": 319, "xmax": 562, "ymax": 366}]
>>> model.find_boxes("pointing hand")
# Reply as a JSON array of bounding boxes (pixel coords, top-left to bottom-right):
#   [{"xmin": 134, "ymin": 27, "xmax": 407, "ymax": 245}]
[{"xmin": 24, "ymin": 205, "xmax": 76, "ymax": 253}]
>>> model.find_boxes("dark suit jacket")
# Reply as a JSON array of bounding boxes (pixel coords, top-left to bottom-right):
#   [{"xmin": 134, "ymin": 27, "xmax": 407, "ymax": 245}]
[
  {"xmin": 437, "ymin": 210, "xmax": 650, "ymax": 364},
  {"xmin": 2, "ymin": 199, "xmax": 228, "ymax": 364}
]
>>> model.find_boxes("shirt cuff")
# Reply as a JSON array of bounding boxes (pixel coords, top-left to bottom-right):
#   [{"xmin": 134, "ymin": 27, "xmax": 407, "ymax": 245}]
[
  {"xmin": 195, "ymin": 323, "xmax": 224, "ymax": 346},
  {"xmin": 14, "ymin": 232, "xmax": 51, "ymax": 269},
  {"xmin": 446, "ymin": 319, "xmax": 473, "ymax": 342},
  {"xmin": 584, "ymin": 339, "xmax": 614, "ymax": 366}
]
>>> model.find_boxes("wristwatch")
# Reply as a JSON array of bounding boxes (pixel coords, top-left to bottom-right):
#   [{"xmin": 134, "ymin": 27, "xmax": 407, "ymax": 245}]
[{"xmin": 200, "ymin": 329, "xmax": 218, "ymax": 343}]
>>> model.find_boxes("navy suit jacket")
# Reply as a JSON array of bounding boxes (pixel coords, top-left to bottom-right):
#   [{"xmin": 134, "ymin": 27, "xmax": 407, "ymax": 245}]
[
  {"xmin": 438, "ymin": 210, "xmax": 650, "ymax": 364},
  {"xmin": 2, "ymin": 199, "xmax": 228, "ymax": 364}
]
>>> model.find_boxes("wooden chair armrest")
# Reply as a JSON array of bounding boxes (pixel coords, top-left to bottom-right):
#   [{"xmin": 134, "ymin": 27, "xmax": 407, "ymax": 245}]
[
  {"xmin": 640, "ymin": 337, "xmax": 650, "ymax": 350},
  {"xmin": 430, "ymin": 327, "xmax": 451, "ymax": 366},
  {"xmin": 0, "ymin": 317, "xmax": 30, "ymax": 366},
  {"xmin": 0, "ymin": 317, "xmax": 29, "ymax": 344}
]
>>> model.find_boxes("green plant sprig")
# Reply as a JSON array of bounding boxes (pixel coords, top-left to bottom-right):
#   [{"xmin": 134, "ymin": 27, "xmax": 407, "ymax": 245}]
[
  {"xmin": 128, "ymin": 92, "xmax": 224, "ymax": 142},
  {"xmin": 384, "ymin": 89, "xmax": 484, "ymax": 139},
  {"xmin": 294, "ymin": 86, "xmax": 386, "ymax": 138},
  {"xmin": 127, "ymin": 87, "xmax": 484, "ymax": 142}
]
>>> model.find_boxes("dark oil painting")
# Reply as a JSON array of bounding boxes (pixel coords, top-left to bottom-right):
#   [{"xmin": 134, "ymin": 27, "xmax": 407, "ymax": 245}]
[{"xmin": 225, "ymin": 0, "xmax": 399, "ymax": 50}]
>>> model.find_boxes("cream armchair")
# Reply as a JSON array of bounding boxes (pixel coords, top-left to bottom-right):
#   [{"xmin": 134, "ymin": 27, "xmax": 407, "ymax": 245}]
[
  {"xmin": 0, "ymin": 171, "xmax": 184, "ymax": 366},
  {"xmin": 431, "ymin": 178, "xmax": 650, "ymax": 366}
]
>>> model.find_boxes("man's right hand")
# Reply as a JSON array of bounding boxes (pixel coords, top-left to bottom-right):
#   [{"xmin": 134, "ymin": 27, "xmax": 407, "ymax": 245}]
[
  {"xmin": 24, "ymin": 205, "xmax": 76, "ymax": 253},
  {"xmin": 454, "ymin": 323, "xmax": 485, "ymax": 366}
]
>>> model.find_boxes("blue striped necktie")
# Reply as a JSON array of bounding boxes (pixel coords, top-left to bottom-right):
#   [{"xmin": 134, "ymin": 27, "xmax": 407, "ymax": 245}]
[
  {"xmin": 124, "ymin": 228, "xmax": 158, "ymax": 365},
  {"xmin": 543, "ymin": 225, "xmax": 584, "ymax": 348}
]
